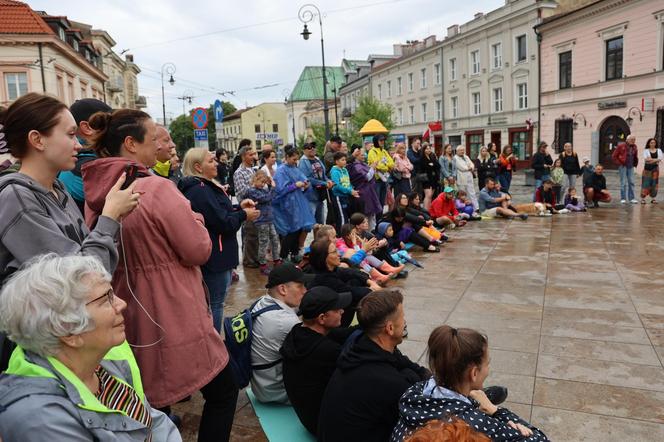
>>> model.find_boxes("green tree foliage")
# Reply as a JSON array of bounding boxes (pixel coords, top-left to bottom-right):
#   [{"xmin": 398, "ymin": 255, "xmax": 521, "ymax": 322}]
[{"xmin": 169, "ymin": 101, "xmax": 237, "ymax": 156}]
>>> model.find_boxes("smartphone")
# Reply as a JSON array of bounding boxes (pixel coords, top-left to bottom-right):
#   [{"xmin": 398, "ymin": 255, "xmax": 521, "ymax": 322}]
[{"xmin": 121, "ymin": 163, "xmax": 139, "ymax": 190}]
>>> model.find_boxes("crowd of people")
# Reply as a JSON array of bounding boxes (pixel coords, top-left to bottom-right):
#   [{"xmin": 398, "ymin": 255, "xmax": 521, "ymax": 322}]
[{"xmin": 0, "ymin": 92, "xmax": 659, "ymax": 441}]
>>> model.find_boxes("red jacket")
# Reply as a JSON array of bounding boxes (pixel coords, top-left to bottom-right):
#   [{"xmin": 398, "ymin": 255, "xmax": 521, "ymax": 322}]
[
  {"xmin": 612, "ymin": 142, "xmax": 638, "ymax": 167},
  {"xmin": 430, "ymin": 193, "xmax": 459, "ymax": 218}
]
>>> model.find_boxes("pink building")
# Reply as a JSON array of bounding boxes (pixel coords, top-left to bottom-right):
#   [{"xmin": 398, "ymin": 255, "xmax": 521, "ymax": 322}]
[{"xmin": 537, "ymin": 0, "xmax": 664, "ymax": 169}]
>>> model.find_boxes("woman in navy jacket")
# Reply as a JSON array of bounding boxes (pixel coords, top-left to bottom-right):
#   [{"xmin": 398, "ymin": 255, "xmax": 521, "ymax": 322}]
[{"xmin": 179, "ymin": 148, "xmax": 259, "ymax": 331}]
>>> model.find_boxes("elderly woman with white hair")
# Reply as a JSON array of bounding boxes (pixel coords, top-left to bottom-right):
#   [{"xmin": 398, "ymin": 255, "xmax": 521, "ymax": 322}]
[
  {"xmin": 0, "ymin": 254, "xmax": 181, "ymax": 441},
  {"xmin": 454, "ymin": 145, "xmax": 479, "ymax": 213}
]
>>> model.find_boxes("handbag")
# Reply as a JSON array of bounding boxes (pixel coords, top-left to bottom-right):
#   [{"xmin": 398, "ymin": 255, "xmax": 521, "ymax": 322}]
[{"xmin": 416, "ymin": 172, "xmax": 428, "ymax": 182}]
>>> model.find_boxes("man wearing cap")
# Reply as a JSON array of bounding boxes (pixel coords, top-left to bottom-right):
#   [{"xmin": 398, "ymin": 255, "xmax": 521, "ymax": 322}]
[
  {"xmin": 280, "ymin": 286, "xmax": 354, "ymax": 435},
  {"xmin": 323, "ymin": 135, "xmax": 343, "ymax": 172},
  {"xmin": 59, "ymin": 98, "xmax": 112, "ymax": 214},
  {"xmin": 429, "ymin": 186, "xmax": 469, "ymax": 227},
  {"xmin": 368, "ymin": 134, "xmax": 394, "ymax": 209},
  {"xmin": 250, "ymin": 263, "xmax": 308, "ymax": 403}
]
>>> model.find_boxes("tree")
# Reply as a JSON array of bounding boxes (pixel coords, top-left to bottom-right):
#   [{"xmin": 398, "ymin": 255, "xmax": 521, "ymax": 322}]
[
  {"xmin": 169, "ymin": 101, "xmax": 237, "ymax": 155},
  {"xmin": 350, "ymin": 96, "xmax": 394, "ymax": 134}
]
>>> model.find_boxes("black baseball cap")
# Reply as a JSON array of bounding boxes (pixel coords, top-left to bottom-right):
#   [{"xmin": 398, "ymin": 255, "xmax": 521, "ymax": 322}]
[
  {"xmin": 298, "ymin": 286, "xmax": 352, "ymax": 320},
  {"xmin": 70, "ymin": 99, "xmax": 112, "ymax": 125},
  {"xmin": 265, "ymin": 263, "xmax": 308, "ymax": 289}
]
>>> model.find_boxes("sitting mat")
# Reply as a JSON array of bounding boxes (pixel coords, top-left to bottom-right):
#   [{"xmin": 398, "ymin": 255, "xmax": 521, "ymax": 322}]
[{"xmin": 246, "ymin": 388, "xmax": 316, "ymax": 442}]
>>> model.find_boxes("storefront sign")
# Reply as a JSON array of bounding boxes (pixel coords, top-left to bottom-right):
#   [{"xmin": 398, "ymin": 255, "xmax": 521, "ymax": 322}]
[{"xmin": 597, "ymin": 101, "xmax": 626, "ymax": 110}]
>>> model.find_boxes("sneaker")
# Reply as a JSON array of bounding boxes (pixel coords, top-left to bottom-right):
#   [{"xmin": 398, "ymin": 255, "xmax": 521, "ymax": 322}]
[
  {"xmin": 543, "ymin": 212, "xmax": 553, "ymax": 217},
  {"xmin": 558, "ymin": 208, "xmax": 570, "ymax": 214},
  {"xmin": 620, "ymin": 199, "xmax": 627, "ymax": 204},
  {"xmin": 594, "ymin": 201, "xmax": 599, "ymax": 208},
  {"xmin": 395, "ymin": 270, "xmax": 409, "ymax": 279},
  {"xmin": 630, "ymin": 199, "xmax": 639, "ymax": 204},
  {"xmin": 519, "ymin": 213, "xmax": 529, "ymax": 220},
  {"xmin": 653, "ymin": 199, "xmax": 658, "ymax": 204},
  {"xmin": 259, "ymin": 264, "xmax": 271, "ymax": 276},
  {"xmin": 483, "ymin": 386, "xmax": 508, "ymax": 405},
  {"xmin": 231, "ymin": 270, "xmax": 240, "ymax": 284}
]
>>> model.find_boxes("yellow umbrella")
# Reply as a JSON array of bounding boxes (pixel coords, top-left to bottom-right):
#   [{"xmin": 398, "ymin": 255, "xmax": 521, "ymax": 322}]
[{"xmin": 358, "ymin": 119, "xmax": 389, "ymax": 135}]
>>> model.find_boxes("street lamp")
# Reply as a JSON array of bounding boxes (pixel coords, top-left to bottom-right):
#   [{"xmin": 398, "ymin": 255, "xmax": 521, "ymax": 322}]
[
  {"xmin": 625, "ymin": 107, "xmax": 643, "ymax": 126},
  {"xmin": 572, "ymin": 112, "xmax": 587, "ymax": 130},
  {"xmin": 178, "ymin": 89, "xmax": 194, "ymax": 117},
  {"xmin": 161, "ymin": 62, "xmax": 176, "ymax": 126},
  {"xmin": 298, "ymin": 4, "xmax": 330, "ymax": 141},
  {"xmin": 332, "ymin": 88, "xmax": 339, "ymax": 135},
  {"xmin": 283, "ymin": 88, "xmax": 297, "ymax": 149}
]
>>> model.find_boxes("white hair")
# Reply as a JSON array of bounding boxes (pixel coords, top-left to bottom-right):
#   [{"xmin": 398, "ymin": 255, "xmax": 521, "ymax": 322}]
[{"xmin": 0, "ymin": 254, "xmax": 110, "ymax": 357}]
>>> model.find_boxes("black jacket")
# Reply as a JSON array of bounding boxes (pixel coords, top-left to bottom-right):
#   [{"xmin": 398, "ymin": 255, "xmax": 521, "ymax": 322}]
[
  {"xmin": 317, "ymin": 334, "xmax": 429, "ymax": 442},
  {"xmin": 280, "ymin": 325, "xmax": 355, "ymax": 435},
  {"xmin": 559, "ymin": 152, "xmax": 581, "ymax": 175},
  {"xmin": 589, "ymin": 173, "xmax": 607, "ymax": 192},
  {"xmin": 178, "ymin": 176, "xmax": 246, "ymax": 272},
  {"xmin": 309, "ymin": 268, "xmax": 371, "ymax": 327},
  {"xmin": 531, "ymin": 152, "xmax": 553, "ymax": 179}
]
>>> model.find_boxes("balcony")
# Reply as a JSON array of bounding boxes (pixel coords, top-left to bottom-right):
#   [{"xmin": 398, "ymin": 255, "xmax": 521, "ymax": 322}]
[
  {"xmin": 106, "ymin": 76, "xmax": 123, "ymax": 93},
  {"xmin": 135, "ymin": 95, "xmax": 147, "ymax": 108}
]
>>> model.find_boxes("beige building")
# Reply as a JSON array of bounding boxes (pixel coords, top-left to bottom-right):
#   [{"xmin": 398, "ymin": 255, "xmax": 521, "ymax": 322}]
[{"xmin": 220, "ymin": 103, "xmax": 288, "ymax": 155}]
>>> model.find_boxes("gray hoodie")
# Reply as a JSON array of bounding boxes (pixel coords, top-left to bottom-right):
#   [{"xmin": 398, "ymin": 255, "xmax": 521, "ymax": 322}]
[{"xmin": 0, "ymin": 172, "xmax": 119, "ymax": 281}]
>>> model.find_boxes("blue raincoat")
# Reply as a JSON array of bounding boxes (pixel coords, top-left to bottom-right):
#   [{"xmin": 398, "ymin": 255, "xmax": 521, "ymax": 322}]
[{"xmin": 273, "ymin": 163, "xmax": 315, "ymax": 235}]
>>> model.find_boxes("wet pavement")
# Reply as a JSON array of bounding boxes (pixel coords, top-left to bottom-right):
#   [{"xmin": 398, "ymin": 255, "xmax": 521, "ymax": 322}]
[{"xmin": 174, "ymin": 170, "xmax": 664, "ymax": 441}]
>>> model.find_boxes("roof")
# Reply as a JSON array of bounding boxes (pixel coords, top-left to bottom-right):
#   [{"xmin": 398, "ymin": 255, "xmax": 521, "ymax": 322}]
[
  {"xmin": 0, "ymin": 0, "xmax": 55, "ymax": 35},
  {"xmin": 290, "ymin": 66, "xmax": 346, "ymax": 102},
  {"xmin": 537, "ymin": 0, "xmax": 604, "ymax": 27},
  {"xmin": 223, "ymin": 107, "xmax": 252, "ymax": 122}
]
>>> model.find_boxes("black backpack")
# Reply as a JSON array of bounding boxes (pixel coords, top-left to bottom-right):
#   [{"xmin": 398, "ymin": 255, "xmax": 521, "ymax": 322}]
[{"xmin": 222, "ymin": 299, "xmax": 282, "ymax": 389}]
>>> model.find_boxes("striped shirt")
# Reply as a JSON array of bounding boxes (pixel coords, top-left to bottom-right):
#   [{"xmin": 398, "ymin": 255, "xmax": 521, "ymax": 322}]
[{"xmin": 95, "ymin": 365, "xmax": 152, "ymax": 441}]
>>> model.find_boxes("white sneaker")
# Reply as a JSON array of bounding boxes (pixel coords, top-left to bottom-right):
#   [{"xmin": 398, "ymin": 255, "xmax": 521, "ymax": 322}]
[
  {"xmin": 558, "ymin": 208, "xmax": 570, "ymax": 214},
  {"xmin": 620, "ymin": 199, "xmax": 626, "ymax": 204},
  {"xmin": 630, "ymin": 199, "xmax": 639, "ymax": 204}
]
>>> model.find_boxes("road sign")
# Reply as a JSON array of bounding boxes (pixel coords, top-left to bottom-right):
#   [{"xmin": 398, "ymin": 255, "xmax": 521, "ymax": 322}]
[
  {"xmin": 256, "ymin": 132, "xmax": 279, "ymax": 141},
  {"xmin": 214, "ymin": 100, "xmax": 224, "ymax": 122},
  {"xmin": 192, "ymin": 107, "xmax": 208, "ymax": 129},
  {"xmin": 194, "ymin": 129, "xmax": 208, "ymax": 141}
]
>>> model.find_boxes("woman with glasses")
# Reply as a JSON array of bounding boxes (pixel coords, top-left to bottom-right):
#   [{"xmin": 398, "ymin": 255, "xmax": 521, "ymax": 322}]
[{"xmin": 0, "ymin": 254, "xmax": 181, "ymax": 441}]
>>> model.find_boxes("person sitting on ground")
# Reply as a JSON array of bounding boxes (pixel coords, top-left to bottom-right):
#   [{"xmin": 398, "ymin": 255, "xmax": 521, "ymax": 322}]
[
  {"xmin": 335, "ymin": 223, "xmax": 399, "ymax": 285},
  {"xmin": 430, "ymin": 186, "xmax": 469, "ymax": 228},
  {"xmin": 250, "ymin": 263, "xmax": 308, "ymax": 403},
  {"xmin": 280, "ymin": 286, "xmax": 355, "ymax": 436},
  {"xmin": 455, "ymin": 189, "xmax": 479, "ymax": 220},
  {"xmin": 392, "ymin": 325, "xmax": 549, "ymax": 442},
  {"xmin": 478, "ymin": 178, "xmax": 527, "ymax": 220},
  {"xmin": 381, "ymin": 207, "xmax": 440, "ymax": 252},
  {"xmin": 394, "ymin": 193, "xmax": 444, "ymax": 245},
  {"xmin": 404, "ymin": 418, "xmax": 491, "ymax": 442},
  {"xmin": 317, "ymin": 290, "xmax": 430, "ymax": 442},
  {"xmin": 564, "ymin": 187, "xmax": 586, "ymax": 212},
  {"xmin": 583, "ymin": 164, "xmax": 611, "ymax": 208},
  {"xmin": 0, "ymin": 254, "xmax": 180, "ymax": 441},
  {"xmin": 534, "ymin": 179, "xmax": 560, "ymax": 213},
  {"xmin": 245, "ymin": 170, "xmax": 282, "ymax": 275},
  {"xmin": 350, "ymin": 213, "xmax": 407, "ymax": 277}
]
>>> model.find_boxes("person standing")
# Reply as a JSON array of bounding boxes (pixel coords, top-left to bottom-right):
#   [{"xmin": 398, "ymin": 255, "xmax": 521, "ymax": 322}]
[
  {"xmin": 348, "ymin": 145, "xmax": 383, "ymax": 229},
  {"xmin": 438, "ymin": 144, "xmax": 456, "ymax": 187},
  {"xmin": 392, "ymin": 142, "xmax": 413, "ymax": 195},
  {"xmin": 368, "ymin": 134, "xmax": 394, "ymax": 210},
  {"xmin": 641, "ymin": 138, "xmax": 663, "ymax": 204},
  {"xmin": 475, "ymin": 146, "xmax": 497, "ymax": 193},
  {"xmin": 496, "ymin": 145, "xmax": 517, "ymax": 193},
  {"xmin": 234, "ymin": 145, "xmax": 261, "ymax": 267},
  {"xmin": 260, "ymin": 149, "xmax": 278, "ymax": 185},
  {"xmin": 330, "ymin": 152, "xmax": 360, "ymax": 231},
  {"xmin": 418, "ymin": 143, "xmax": 441, "ymax": 211},
  {"xmin": 612, "ymin": 134, "xmax": 639, "ymax": 204},
  {"xmin": 453, "ymin": 146, "xmax": 478, "ymax": 213},
  {"xmin": 531, "ymin": 142, "xmax": 553, "ymax": 198},
  {"xmin": 559, "ymin": 142, "xmax": 581, "ymax": 191},
  {"xmin": 215, "ymin": 148, "xmax": 231, "ymax": 186},
  {"xmin": 407, "ymin": 138, "xmax": 422, "ymax": 194},
  {"xmin": 323, "ymin": 136, "xmax": 343, "ymax": 172},
  {"xmin": 298, "ymin": 142, "xmax": 332, "ymax": 224}
]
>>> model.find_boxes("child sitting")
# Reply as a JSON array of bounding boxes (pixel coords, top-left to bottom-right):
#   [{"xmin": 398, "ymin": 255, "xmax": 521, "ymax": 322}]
[
  {"xmin": 336, "ymin": 224, "xmax": 403, "ymax": 284},
  {"xmin": 245, "ymin": 170, "xmax": 281, "ymax": 275},
  {"xmin": 375, "ymin": 222, "xmax": 422, "ymax": 268},
  {"xmin": 349, "ymin": 213, "xmax": 407, "ymax": 276},
  {"xmin": 455, "ymin": 190, "xmax": 479, "ymax": 220},
  {"xmin": 564, "ymin": 187, "xmax": 586, "ymax": 212}
]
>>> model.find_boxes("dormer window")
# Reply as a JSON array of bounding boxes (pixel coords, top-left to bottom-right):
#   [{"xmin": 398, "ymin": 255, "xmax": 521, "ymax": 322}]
[
  {"xmin": 58, "ymin": 27, "xmax": 65, "ymax": 41},
  {"xmin": 72, "ymin": 40, "xmax": 79, "ymax": 51}
]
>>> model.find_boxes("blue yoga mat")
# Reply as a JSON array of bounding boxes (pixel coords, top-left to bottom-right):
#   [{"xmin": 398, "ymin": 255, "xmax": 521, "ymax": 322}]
[{"xmin": 246, "ymin": 388, "xmax": 316, "ymax": 442}]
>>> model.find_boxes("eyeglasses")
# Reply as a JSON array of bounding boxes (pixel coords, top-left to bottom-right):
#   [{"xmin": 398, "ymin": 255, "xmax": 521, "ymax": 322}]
[{"xmin": 86, "ymin": 288, "xmax": 115, "ymax": 306}]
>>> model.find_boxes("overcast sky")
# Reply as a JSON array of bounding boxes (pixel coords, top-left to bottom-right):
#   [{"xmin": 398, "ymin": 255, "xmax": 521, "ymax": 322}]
[{"xmin": 28, "ymin": 0, "xmax": 504, "ymax": 119}]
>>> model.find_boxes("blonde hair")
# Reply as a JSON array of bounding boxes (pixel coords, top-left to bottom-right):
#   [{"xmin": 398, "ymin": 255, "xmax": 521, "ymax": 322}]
[{"xmin": 182, "ymin": 147, "xmax": 210, "ymax": 177}]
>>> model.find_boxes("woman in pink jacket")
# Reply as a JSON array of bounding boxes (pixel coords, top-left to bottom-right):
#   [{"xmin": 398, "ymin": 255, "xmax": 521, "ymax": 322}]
[
  {"xmin": 392, "ymin": 142, "xmax": 413, "ymax": 196},
  {"xmin": 82, "ymin": 109, "xmax": 237, "ymax": 442}
]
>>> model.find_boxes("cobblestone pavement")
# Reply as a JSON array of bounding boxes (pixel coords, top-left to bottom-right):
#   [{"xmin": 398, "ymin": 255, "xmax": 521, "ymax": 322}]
[{"xmin": 175, "ymin": 170, "xmax": 664, "ymax": 442}]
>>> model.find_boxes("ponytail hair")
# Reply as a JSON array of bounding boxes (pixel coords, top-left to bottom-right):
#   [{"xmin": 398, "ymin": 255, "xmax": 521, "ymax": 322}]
[
  {"xmin": 89, "ymin": 109, "xmax": 151, "ymax": 157},
  {"xmin": 428, "ymin": 325, "xmax": 487, "ymax": 390}
]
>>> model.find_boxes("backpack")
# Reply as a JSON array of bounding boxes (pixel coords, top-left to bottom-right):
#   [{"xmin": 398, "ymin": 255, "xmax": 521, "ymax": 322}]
[{"xmin": 222, "ymin": 298, "xmax": 282, "ymax": 389}]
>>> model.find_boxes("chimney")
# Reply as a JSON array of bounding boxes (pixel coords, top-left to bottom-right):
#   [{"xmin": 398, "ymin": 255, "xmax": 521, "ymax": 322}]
[
  {"xmin": 474, "ymin": 12, "xmax": 484, "ymax": 19},
  {"xmin": 393, "ymin": 44, "xmax": 403, "ymax": 56},
  {"xmin": 447, "ymin": 24, "xmax": 459, "ymax": 37},
  {"xmin": 424, "ymin": 35, "xmax": 437, "ymax": 47},
  {"xmin": 125, "ymin": 54, "xmax": 134, "ymax": 62}
]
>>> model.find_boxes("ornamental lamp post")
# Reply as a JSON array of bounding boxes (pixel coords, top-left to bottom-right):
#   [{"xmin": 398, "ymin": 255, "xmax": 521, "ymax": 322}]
[
  {"xmin": 298, "ymin": 4, "xmax": 330, "ymax": 141},
  {"xmin": 161, "ymin": 62, "xmax": 176, "ymax": 126}
]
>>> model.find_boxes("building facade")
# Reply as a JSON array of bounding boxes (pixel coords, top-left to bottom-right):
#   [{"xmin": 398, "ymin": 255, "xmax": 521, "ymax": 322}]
[
  {"xmin": 220, "ymin": 103, "xmax": 288, "ymax": 155},
  {"xmin": 538, "ymin": 0, "xmax": 664, "ymax": 169}
]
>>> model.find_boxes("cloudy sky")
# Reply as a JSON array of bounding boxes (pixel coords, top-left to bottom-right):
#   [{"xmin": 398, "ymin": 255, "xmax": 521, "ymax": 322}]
[{"xmin": 28, "ymin": 0, "xmax": 503, "ymax": 119}]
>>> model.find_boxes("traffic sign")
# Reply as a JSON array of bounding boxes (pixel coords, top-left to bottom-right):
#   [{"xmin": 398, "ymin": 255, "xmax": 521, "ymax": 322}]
[
  {"xmin": 194, "ymin": 129, "xmax": 208, "ymax": 141},
  {"xmin": 192, "ymin": 107, "xmax": 208, "ymax": 129},
  {"xmin": 214, "ymin": 100, "xmax": 224, "ymax": 122}
]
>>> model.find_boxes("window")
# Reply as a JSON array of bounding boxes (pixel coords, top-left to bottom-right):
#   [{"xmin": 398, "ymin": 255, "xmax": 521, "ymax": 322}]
[
  {"xmin": 466, "ymin": 131, "xmax": 484, "ymax": 159},
  {"xmin": 516, "ymin": 35, "xmax": 527, "ymax": 62},
  {"xmin": 387, "ymin": 80, "xmax": 392, "ymax": 98},
  {"xmin": 256, "ymin": 140, "xmax": 262, "ymax": 149},
  {"xmin": 398, "ymin": 107, "xmax": 404, "ymax": 125},
  {"xmin": 472, "ymin": 92, "xmax": 481, "ymax": 115},
  {"xmin": 72, "ymin": 40, "xmax": 79, "ymax": 51},
  {"xmin": 554, "ymin": 119, "xmax": 573, "ymax": 153},
  {"xmin": 58, "ymin": 27, "xmax": 65, "ymax": 41},
  {"xmin": 409, "ymin": 105, "xmax": 415, "ymax": 124},
  {"xmin": 509, "ymin": 129, "xmax": 530, "ymax": 160},
  {"xmin": 378, "ymin": 83, "xmax": 382, "ymax": 100},
  {"xmin": 491, "ymin": 43, "xmax": 502, "ymax": 69},
  {"xmin": 517, "ymin": 83, "xmax": 528, "ymax": 109},
  {"xmin": 272, "ymin": 123, "xmax": 278, "ymax": 132},
  {"xmin": 421, "ymin": 103, "xmax": 427, "ymax": 122},
  {"xmin": 420, "ymin": 68, "xmax": 427, "ymax": 89},
  {"xmin": 451, "ymin": 96, "xmax": 458, "ymax": 118},
  {"xmin": 397, "ymin": 77, "xmax": 403, "ymax": 95},
  {"xmin": 408, "ymin": 73, "xmax": 414, "ymax": 92},
  {"xmin": 470, "ymin": 50, "xmax": 480, "ymax": 75},
  {"xmin": 559, "ymin": 51, "xmax": 572, "ymax": 89},
  {"xmin": 449, "ymin": 58, "xmax": 457, "ymax": 81},
  {"xmin": 493, "ymin": 88, "xmax": 503, "ymax": 112},
  {"xmin": 5, "ymin": 72, "xmax": 28, "ymax": 101},
  {"xmin": 254, "ymin": 124, "xmax": 261, "ymax": 133},
  {"xmin": 605, "ymin": 36, "xmax": 623, "ymax": 81},
  {"xmin": 435, "ymin": 100, "xmax": 442, "ymax": 120},
  {"xmin": 434, "ymin": 63, "xmax": 441, "ymax": 84}
]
